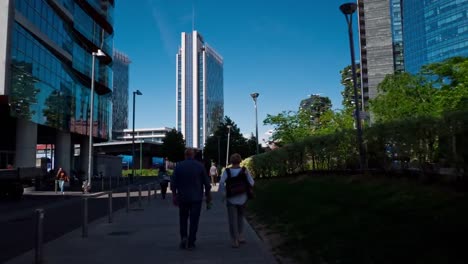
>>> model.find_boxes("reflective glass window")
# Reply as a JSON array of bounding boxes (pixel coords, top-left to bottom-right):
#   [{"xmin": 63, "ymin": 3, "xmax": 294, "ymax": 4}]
[{"xmin": 9, "ymin": 23, "xmax": 110, "ymax": 139}]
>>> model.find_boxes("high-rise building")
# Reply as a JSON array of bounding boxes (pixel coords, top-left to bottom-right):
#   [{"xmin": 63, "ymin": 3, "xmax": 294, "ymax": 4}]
[
  {"xmin": 299, "ymin": 94, "xmax": 332, "ymax": 124},
  {"xmin": 390, "ymin": 0, "xmax": 405, "ymax": 73},
  {"xmin": 403, "ymin": 0, "xmax": 468, "ymax": 73},
  {"xmin": 112, "ymin": 50, "xmax": 130, "ymax": 140},
  {"xmin": 358, "ymin": 0, "xmax": 468, "ymax": 109},
  {"xmin": 176, "ymin": 31, "xmax": 224, "ymax": 148},
  {"xmin": 0, "ymin": 0, "xmax": 114, "ymax": 173},
  {"xmin": 357, "ymin": 0, "xmax": 398, "ymax": 110}
]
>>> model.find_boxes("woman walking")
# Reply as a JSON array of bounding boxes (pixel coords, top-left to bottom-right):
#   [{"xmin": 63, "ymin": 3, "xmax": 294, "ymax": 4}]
[
  {"xmin": 56, "ymin": 167, "xmax": 69, "ymax": 195},
  {"xmin": 219, "ymin": 153, "xmax": 255, "ymax": 248},
  {"xmin": 158, "ymin": 161, "xmax": 170, "ymax": 199}
]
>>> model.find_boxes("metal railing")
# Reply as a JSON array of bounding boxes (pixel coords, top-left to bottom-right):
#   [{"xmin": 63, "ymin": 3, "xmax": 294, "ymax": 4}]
[
  {"xmin": 125, "ymin": 182, "xmax": 158, "ymax": 212},
  {"xmin": 34, "ymin": 180, "xmax": 160, "ymax": 264}
]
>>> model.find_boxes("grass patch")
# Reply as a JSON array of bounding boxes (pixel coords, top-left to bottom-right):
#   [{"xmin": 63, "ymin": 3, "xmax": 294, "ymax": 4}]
[{"xmin": 246, "ymin": 175, "xmax": 468, "ymax": 264}]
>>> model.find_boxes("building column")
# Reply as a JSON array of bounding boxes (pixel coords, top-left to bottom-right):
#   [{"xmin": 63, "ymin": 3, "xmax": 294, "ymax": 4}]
[
  {"xmin": 55, "ymin": 131, "xmax": 71, "ymax": 174},
  {"xmin": 15, "ymin": 119, "xmax": 37, "ymax": 168},
  {"xmin": 80, "ymin": 137, "xmax": 89, "ymax": 178},
  {"xmin": 0, "ymin": 0, "xmax": 14, "ymax": 95}
]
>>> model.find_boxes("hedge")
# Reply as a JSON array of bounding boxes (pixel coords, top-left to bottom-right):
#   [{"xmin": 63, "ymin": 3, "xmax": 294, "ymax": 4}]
[{"xmin": 243, "ymin": 111, "xmax": 468, "ymax": 180}]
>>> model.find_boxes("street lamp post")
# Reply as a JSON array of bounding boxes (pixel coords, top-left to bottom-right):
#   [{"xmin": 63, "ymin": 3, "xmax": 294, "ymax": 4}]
[
  {"xmin": 340, "ymin": 3, "xmax": 366, "ymax": 171},
  {"xmin": 87, "ymin": 49, "xmax": 105, "ymax": 193},
  {"xmin": 225, "ymin": 125, "xmax": 232, "ymax": 167},
  {"xmin": 132, "ymin": 90, "xmax": 143, "ymax": 183},
  {"xmin": 250, "ymin": 93, "xmax": 260, "ymax": 155},
  {"xmin": 140, "ymin": 141, "xmax": 143, "ymax": 176}
]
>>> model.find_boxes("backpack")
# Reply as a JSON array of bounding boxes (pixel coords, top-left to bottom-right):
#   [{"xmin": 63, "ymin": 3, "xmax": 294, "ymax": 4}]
[{"xmin": 225, "ymin": 167, "xmax": 253, "ymax": 198}]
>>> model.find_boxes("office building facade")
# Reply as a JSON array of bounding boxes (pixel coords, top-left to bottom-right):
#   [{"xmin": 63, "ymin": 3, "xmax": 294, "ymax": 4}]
[
  {"xmin": 403, "ymin": 0, "xmax": 468, "ymax": 73},
  {"xmin": 176, "ymin": 31, "xmax": 224, "ymax": 148},
  {"xmin": 0, "ymin": 0, "xmax": 114, "ymax": 173},
  {"xmin": 357, "ymin": 0, "xmax": 397, "ymax": 110},
  {"xmin": 115, "ymin": 127, "xmax": 172, "ymax": 143},
  {"xmin": 112, "ymin": 50, "xmax": 130, "ymax": 140},
  {"xmin": 358, "ymin": 0, "xmax": 468, "ymax": 110}
]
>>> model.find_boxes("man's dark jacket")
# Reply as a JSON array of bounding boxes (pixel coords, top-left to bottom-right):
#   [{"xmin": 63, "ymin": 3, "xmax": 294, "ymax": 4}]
[{"xmin": 171, "ymin": 158, "xmax": 211, "ymax": 203}]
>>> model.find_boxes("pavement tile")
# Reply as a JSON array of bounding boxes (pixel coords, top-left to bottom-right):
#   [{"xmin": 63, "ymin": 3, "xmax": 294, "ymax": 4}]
[{"xmin": 6, "ymin": 188, "xmax": 277, "ymax": 264}]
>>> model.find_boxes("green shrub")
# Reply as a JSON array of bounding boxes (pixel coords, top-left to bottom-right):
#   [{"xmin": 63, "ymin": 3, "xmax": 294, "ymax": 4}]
[{"xmin": 247, "ymin": 110, "xmax": 468, "ymax": 179}]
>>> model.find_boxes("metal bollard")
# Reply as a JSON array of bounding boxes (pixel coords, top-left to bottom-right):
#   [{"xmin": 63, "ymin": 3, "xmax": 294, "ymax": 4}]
[
  {"xmin": 108, "ymin": 191, "xmax": 113, "ymax": 223},
  {"xmin": 126, "ymin": 187, "xmax": 130, "ymax": 213},
  {"xmin": 35, "ymin": 209, "xmax": 44, "ymax": 264},
  {"xmin": 138, "ymin": 185, "xmax": 142, "ymax": 208},
  {"xmin": 154, "ymin": 183, "xmax": 157, "ymax": 199},
  {"xmin": 82, "ymin": 198, "xmax": 88, "ymax": 238},
  {"xmin": 147, "ymin": 184, "xmax": 151, "ymax": 204}
]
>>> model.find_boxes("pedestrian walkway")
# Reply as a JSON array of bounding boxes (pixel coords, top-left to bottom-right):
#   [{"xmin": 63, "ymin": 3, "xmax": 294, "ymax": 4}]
[{"xmin": 6, "ymin": 186, "xmax": 277, "ymax": 264}]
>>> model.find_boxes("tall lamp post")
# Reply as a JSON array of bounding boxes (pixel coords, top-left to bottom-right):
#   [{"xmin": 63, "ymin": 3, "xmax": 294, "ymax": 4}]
[
  {"xmin": 132, "ymin": 90, "xmax": 143, "ymax": 182},
  {"xmin": 87, "ymin": 49, "xmax": 105, "ymax": 192},
  {"xmin": 340, "ymin": 3, "xmax": 366, "ymax": 171},
  {"xmin": 225, "ymin": 125, "xmax": 232, "ymax": 167},
  {"xmin": 250, "ymin": 92, "xmax": 260, "ymax": 154}
]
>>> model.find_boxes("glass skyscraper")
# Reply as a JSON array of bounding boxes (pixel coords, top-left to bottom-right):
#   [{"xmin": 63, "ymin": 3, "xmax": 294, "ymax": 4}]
[
  {"xmin": 358, "ymin": 0, "xmax": 467, "ymax": 115},
  {"xmin": 176, "ymin": 31, "xmax": 224, "ymax": 148},
  {"xmin": 403, "ymin": 0, "xmax": 468, "ymax": 73},
  {"xmin": 390, "ymin": 0, "xmax": 404, "ymax": 72},
  {"xmin": 112, "ymin": 50, "xmax": 130, "ymax": 140},
  {"xmin": 0, "ymin": 0, "xmax": 114, "ymax": 171}
]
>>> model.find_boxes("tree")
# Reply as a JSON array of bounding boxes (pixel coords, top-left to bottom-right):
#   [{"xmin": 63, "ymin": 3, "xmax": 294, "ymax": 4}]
[
  {"xmin": 265, "ymin": 94, "xmax": 333, "ymax": 145},
  {"xmin": 421, "ymin": 56, "xmax": 468, "ymax": 89},
  {"xmin": 299, "ymin": 94, "xmax": 332, "ymax": 126},
  {"xmin": 246, "ymin": 133, "xmax": 260, "ymax": 155},
  {"xmin": 370, "ymin": 72, "xmax": 438, "ymax": 123},
  {"xmin": 314, "ymin": 109, "xmax": 354, "ymax": 136},
  {"xmin": 340, "ymin": 64, "xmax": 362, "ymax": 112},
  {"xmin": 263, "ymin": 110, "xmax": 313, "ymax": 145},
  {"xmin": 370, "ymin": 57, "xmax": 468, "ymax": 122},
  {"xmin": 435, "ymin": 86, "xmax": 468, "ymax": 115},
  {"xmin": 162, "ymin": 129, "xmax": 185, "ymax": 162},
  {"xmin": 421, "ymin": 56, "xmax": 468, "ymax": 113},
  {"xmin": 203, "ymin": 116, "xmax": 255, "ymax": 166}
]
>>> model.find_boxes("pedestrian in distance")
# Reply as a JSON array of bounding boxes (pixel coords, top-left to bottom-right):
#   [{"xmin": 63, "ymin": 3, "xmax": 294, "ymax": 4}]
[
  {"xmin": 158, "ymin": 160, "xmax": 170, "ymax": 199},
  {"xmin": 171, "ymin": 148, "xmax": 212, "ymax": 250},
  {"xmin": 55, "ymin": 167, "xmax": 69, "ymax": 195},
  {"xmin": 209, "ymin": 162, "xmax": 218, "ymax": 186},
  {"xmin": 219, "ymin": 153, "xmax": 255, "ymax": 248},
  {"xmin": 55, "ymin": 167, "xmax": 61, "ymax": 193}
]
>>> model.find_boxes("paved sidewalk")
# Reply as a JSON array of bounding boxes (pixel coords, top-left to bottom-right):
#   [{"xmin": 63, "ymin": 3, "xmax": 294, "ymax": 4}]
[
  {"xmin": 0, "ymin": 182, "xmax": 155, "ymax": 224},
  {"xmin": 6, "ymin": 186, "xmax": 277, "ymax": 264}
]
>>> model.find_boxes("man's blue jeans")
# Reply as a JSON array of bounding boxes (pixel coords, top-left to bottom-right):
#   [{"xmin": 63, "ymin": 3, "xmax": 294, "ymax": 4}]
[{"xmin": 178, "ymin": 201, "xmax": 202, "ymax": 245}]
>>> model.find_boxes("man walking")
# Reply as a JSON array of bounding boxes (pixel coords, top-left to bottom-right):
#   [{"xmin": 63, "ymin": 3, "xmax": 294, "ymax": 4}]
[
  {"xmin": 171, "ymin": 148, "xmax": 212, "ymax": 250},
  {"xmin": 209, "ymin": 162, "xmax": 218, "ymax": 186}
]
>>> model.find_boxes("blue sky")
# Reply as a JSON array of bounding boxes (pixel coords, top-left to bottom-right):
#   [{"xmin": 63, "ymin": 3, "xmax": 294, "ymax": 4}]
[{"xmin": 113, "ymin": 0, "xmax": 358, "ymax": 142}]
